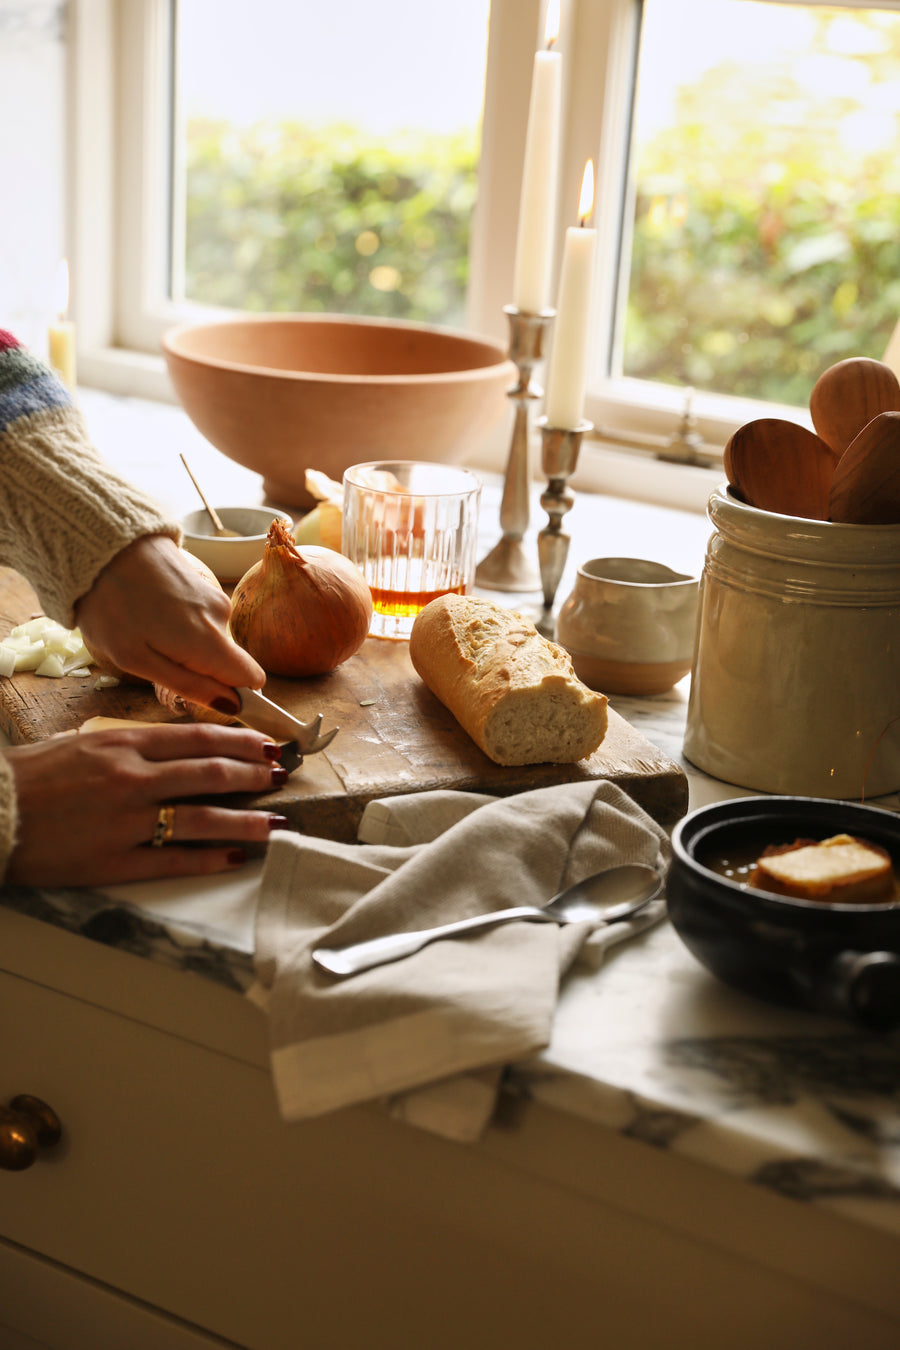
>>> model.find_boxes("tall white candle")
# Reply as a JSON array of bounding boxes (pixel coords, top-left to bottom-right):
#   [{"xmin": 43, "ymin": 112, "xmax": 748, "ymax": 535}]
[
  {"xmin": 544, "ymin": 162, "xmax": 597, "ymax": 429},
  {"xmin": 512, "ymin": 3, "xmax": 562, "ymax": 314}
]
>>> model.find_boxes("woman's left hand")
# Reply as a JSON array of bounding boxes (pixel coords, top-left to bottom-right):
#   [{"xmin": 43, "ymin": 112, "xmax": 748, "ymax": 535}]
[{"xmin": 3, "ymin": 723, "xmax": 288, "ymax": 886}]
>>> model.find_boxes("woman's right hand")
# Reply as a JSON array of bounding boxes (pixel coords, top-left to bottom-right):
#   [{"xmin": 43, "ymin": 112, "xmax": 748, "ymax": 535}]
[{"xmin": 3, "ymin": 723, "xmax": 290, "ymax": 887}]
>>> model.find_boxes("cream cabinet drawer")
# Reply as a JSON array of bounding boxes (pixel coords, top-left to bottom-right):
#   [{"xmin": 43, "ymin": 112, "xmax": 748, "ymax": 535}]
[{"xmin": 2, "ymin": 967, "xmax": 899, "ymax": 1350}]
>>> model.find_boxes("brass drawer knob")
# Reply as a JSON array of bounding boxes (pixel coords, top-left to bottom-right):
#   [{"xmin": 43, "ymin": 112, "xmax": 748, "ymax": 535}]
[{"xmin": 0, "ymin": 1096, "xmax": 62, "ymax": 1171}]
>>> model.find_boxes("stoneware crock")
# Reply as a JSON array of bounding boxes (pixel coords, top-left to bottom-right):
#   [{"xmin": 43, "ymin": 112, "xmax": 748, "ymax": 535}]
[
  {"xmin": 668, "ymin": 796, "xmax": 900, "ymax": 1030},
  {"xmin": 556, "ymin": 557, "xmax": 699, "ymax": 696},
  {"xmin": 684, "ymin": 485, "xmax": 900, "ymax": 798}
]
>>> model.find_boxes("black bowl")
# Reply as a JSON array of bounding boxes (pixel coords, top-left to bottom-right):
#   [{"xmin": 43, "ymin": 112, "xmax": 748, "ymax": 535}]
[{"xmin": 668, "ymin": 796, "xmax": 900, "ymax": 1031}]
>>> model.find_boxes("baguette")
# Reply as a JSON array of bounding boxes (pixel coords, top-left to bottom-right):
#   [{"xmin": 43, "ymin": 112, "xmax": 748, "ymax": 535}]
[{"xmin": 409, "ymin": 595, "xmax": 608, "ymax": 766}]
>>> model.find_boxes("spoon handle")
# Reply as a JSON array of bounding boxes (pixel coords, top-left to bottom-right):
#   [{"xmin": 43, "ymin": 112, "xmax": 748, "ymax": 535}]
[{"xmin": 312, "ymin": 905, "xmax": 553, "ymax": 977}]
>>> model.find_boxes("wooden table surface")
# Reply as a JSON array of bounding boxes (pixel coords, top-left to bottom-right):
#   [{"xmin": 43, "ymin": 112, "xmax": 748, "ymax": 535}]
[{"xmin": 0, "ymin": 567, "xmax": 688, "ymax": 840}]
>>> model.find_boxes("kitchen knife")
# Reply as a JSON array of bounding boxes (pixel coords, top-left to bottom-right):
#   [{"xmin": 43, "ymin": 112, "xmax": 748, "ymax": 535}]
[{"xmin": 234, "ymin": 686, "xmax": 339, "ymax": 755}]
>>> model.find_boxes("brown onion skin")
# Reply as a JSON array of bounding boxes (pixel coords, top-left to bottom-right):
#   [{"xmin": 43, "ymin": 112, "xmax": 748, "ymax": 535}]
[{"xmin": 229, "ymin": 526, "xmax": 372, "ymax": 677}]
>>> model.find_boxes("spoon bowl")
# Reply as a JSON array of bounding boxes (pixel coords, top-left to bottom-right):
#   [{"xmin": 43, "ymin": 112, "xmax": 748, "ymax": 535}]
[
  {"xmin": 724, "ymin": 418, "xmax": 838, "ymax": 520},
  {"xmin": 311, "ymin": 862, "xmax": 664, "ymax": 977},
  {"xmin": 810, "ymin": 357, "xmax": 900, "ymax": 458},
  {"xmin": 829, "ymin": 410, "xmax": 900, "ymax": 524}
]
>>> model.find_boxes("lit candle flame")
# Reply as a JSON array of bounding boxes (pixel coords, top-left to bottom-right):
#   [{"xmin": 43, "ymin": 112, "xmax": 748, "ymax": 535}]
[
  {"xmin": 544, "ymin": 0, "xmax": 560, "ymax": 49},
  {"xmin": 578, "ymin": 161, "xmax": 595, "ymax": 226},
  {"xmin": 54, "ymin": 258, "xmax": 70, "ymax": 321}
]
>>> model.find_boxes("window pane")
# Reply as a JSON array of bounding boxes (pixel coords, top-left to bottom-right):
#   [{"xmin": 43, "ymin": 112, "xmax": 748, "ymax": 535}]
[
  {"xmin": 173, "ymin": 0, "xmax": 490, "ymax": 327},
  {"xmin": 620, "ymin": 0, "xmax": 900, "ymax": 407}
]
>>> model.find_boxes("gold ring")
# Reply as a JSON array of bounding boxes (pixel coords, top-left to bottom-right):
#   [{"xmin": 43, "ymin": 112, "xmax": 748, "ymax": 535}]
[{"xmin": 151, "ymin": 804, "xmax": 176, "ymax": 848}]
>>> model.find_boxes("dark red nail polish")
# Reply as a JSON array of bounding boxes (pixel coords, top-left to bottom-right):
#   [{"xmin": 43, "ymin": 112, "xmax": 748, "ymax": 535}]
[
  {"xmin": 212, "ymin": 696, "xmax": 240, "ymax": 716},
  {"xmin": 227, "ymin": 848, "xmax": 248, "ymax": 866},
  {"xmin": 267, "ymin": 815, "xmax": 289, "ymax": 831},
  {"xmin": 263, "ymin": 742, "xmax": 282, "ymax": 760},
  {"xmin": 270, "ymin": 765, "xmax": 288, "ymax": 786}
]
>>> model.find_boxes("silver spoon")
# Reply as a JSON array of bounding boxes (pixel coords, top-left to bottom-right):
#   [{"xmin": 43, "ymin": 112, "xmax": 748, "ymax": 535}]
[{"xmin": 311, "ymin": 862, "xmax": 664, "ymax": 978}]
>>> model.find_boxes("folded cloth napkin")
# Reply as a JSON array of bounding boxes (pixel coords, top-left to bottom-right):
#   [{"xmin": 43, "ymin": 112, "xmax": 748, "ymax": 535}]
[{"xmin": 250, "ymin": 780, "xmax": 670, "ymax": 1142}]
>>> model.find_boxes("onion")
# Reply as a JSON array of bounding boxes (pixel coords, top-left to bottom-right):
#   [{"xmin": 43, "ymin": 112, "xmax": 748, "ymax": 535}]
[{"xmin": 229, "ymin": 519, "xmax": 372, "ymax": 677}]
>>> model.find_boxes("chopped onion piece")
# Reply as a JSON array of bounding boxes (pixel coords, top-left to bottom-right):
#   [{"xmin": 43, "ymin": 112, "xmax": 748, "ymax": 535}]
[
  {"xmin": 35, "ymin": 652, "xmax": 66, "ymax": 678},
  {"xmin": 0, "ymin": 618, "xmax": 97, "ymax": 680},
  {"xmin": 10, "ymin": 616, "xmax": 56, "ymax": 640},
  {"xmin": 12, "ymin": 642, "xmax": 46, "ymax": 671},
  {"xmin": 94, "ymin": 674, "xmax": 120, "ymax": 689}
]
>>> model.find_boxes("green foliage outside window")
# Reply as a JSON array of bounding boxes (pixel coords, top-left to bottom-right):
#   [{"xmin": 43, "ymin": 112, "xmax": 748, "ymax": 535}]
[
  {"xmin": 183, "ymin": 121, "xmax": 478, "ymax": 329},
  {"xmin": 623, "ymin": 12, "xmax": 900, "ymax": 409}
]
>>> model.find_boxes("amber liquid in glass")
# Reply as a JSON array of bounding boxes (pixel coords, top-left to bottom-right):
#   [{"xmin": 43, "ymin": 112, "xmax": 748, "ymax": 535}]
[{"xmin": 370, "ymin": 582, "xmax": 465, "ymax": 620}]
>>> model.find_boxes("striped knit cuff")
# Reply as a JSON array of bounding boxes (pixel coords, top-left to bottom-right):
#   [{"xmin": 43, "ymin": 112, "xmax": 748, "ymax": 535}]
[{"xmin": 0, "ymin": 330, "xmax": 182, "ymax": 625}]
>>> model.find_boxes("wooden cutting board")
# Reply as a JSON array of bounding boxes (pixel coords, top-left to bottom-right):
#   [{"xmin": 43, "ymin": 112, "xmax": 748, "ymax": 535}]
[{"xmin": 0, "ymin": 568, "xmax": 688, "ymax": 840}]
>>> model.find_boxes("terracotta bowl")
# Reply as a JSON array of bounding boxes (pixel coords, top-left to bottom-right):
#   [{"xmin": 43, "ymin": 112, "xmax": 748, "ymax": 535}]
[{"xmin": 162, "ymin": 314, "xmax": 515, "ymax": 510}]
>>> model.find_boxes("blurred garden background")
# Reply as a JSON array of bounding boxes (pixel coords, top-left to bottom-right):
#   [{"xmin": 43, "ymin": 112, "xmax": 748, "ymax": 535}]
[{"xmin": 177, "ymin": 1, "xmax": 900, "ymax": 410}]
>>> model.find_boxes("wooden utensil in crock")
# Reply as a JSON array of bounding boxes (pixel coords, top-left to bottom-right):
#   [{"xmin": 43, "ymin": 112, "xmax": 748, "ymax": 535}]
[
  {"xmin": 724, "ymin": 417, "xmax": 838, "ymax": 519},
  {"xmin": 829, "ymin": 410, "xmax": 900, "ymax": 524},
  {"xmin": 809, "ymin": 356, "xmax": 900, "ymax": 457}
]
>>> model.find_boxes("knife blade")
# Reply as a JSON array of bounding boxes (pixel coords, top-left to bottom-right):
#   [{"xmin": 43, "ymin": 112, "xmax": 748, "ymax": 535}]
[{"xmin": 234, "ymin": 686, "xmax": 339, "ymax": 755}]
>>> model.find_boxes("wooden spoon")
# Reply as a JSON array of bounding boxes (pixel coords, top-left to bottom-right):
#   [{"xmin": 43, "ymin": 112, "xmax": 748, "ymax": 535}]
[
  {"xmin": 829, "ymin": 410, "xmax": 900, "ymax": 524},
  {"xmin": 724, "ymin": 418, "xmax": 839, "ymax": 520},
  {"xmin": 179, "ymin": 453, "xmax": 240, "ymax": 536},
  {"xmin": 809, "ymin": 357, "xmax": 900, "ymax": 458}
]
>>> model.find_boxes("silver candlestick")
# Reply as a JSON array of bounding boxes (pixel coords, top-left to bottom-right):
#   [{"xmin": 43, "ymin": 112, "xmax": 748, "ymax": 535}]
[
  {"xmin": 475, "ymin": 304, "xmax": 555, "ymax": 592},
  {"xmin": 536, "ymin": 416, "xmax": 593, "ymax": 636}
]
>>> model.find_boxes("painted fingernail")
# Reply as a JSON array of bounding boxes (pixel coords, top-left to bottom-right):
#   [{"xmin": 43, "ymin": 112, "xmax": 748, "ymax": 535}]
[
  {"xmin": 267, "ymin": 815, "xmax": 289, "ymax": 831},
  {"xmin": 263, "ymin": 742, "xmax": 282, "ymax": 760},
  {"xmin": 270, "ymin": 766, "xmax": 288, "ymax": 786},
  {"xmin": 211, "ymin": 696, "xmax": 240, "ymax": 716},
  {"xmin": 227, "ymin": 848, "xmax": 248, "ymax": 867}
]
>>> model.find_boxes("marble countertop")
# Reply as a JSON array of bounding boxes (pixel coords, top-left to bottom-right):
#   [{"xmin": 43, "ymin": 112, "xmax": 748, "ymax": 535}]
[{"xmin": 3, "ymin": 386, "xmax": 900, "ymax": 1243}]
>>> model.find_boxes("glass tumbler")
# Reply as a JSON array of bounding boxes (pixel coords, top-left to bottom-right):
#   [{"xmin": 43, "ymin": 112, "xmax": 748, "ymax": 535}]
[{"xmin": 342, "ymin": 461, "xmax": 482, "ymax": 640}]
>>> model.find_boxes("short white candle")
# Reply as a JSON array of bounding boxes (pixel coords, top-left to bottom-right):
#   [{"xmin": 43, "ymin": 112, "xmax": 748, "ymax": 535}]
[
  {"xmin": 512, "ymin": 2, "xmax": 562, "ymax": 315},
  {"xmin": 48, "ymin": 259, "xmax": 76, "ymax": 389},
  {"xmin": 544, "ymin": 162, "xmax": 597, "ymax": 429}
]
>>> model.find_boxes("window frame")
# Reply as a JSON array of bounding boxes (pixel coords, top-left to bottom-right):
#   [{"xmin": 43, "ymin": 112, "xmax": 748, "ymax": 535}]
[{"xmin": 69, "ymin": 0, "xmax": 900, "ymax": 509}]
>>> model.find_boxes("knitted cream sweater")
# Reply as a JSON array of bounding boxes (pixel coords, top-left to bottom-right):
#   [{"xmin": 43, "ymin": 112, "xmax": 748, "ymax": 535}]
[{"xmin": 0, "ymin": 329, "xmax": 181, "ymax": 882}]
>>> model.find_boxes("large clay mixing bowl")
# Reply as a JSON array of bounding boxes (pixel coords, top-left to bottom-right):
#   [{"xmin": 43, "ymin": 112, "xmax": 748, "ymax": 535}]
[{"xmin": 162, "ymin": 314, "xmax": 514, "ymax": 510}]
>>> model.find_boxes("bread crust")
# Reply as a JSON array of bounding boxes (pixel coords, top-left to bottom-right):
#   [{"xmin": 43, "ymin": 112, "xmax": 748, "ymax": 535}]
[
  {"xmin": 749, "ymin": 833, "xmax": 896, "ymax": 904},
  {"xmin": 409, "ymin": 595, "xmax": 608, "ymax": 766}
]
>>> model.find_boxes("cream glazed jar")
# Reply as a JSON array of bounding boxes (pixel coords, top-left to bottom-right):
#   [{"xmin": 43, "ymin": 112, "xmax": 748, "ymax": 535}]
[{"xmin": 684, "ymin": 486, "xmax": 900, "ymax": 799}]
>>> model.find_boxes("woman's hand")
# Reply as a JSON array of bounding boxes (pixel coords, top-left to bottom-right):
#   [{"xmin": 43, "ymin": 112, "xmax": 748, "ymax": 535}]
[
  {"xmin": 3, "ymin": 723, "xmax": 289, "ymax": 887},
  {"xmin": 74, "ymin": 535, "xmax": 265, "ymax": 713}
]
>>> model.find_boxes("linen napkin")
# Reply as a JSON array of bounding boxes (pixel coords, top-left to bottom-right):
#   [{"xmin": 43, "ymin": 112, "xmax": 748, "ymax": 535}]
[{"xmin": 250, "ymin": 779, "xmax": 669, "ymax": 1142}]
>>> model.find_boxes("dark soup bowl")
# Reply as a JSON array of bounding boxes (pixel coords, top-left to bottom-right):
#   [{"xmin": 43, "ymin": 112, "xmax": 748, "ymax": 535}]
[{"xmin": 668, "ymin": 796, "xmax": 900, "ymax": 1031}]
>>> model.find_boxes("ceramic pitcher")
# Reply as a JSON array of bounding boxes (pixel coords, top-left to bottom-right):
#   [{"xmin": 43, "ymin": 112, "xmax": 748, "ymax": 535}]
[{"xmin": 684, "ymin": 486, "xmax": 900, "ymax": 798}]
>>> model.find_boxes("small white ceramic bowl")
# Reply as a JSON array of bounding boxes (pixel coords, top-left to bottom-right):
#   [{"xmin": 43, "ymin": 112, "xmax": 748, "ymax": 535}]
[{"xmin": 181, "ymin": 506, "xmax": 293, "ymax": 584}]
